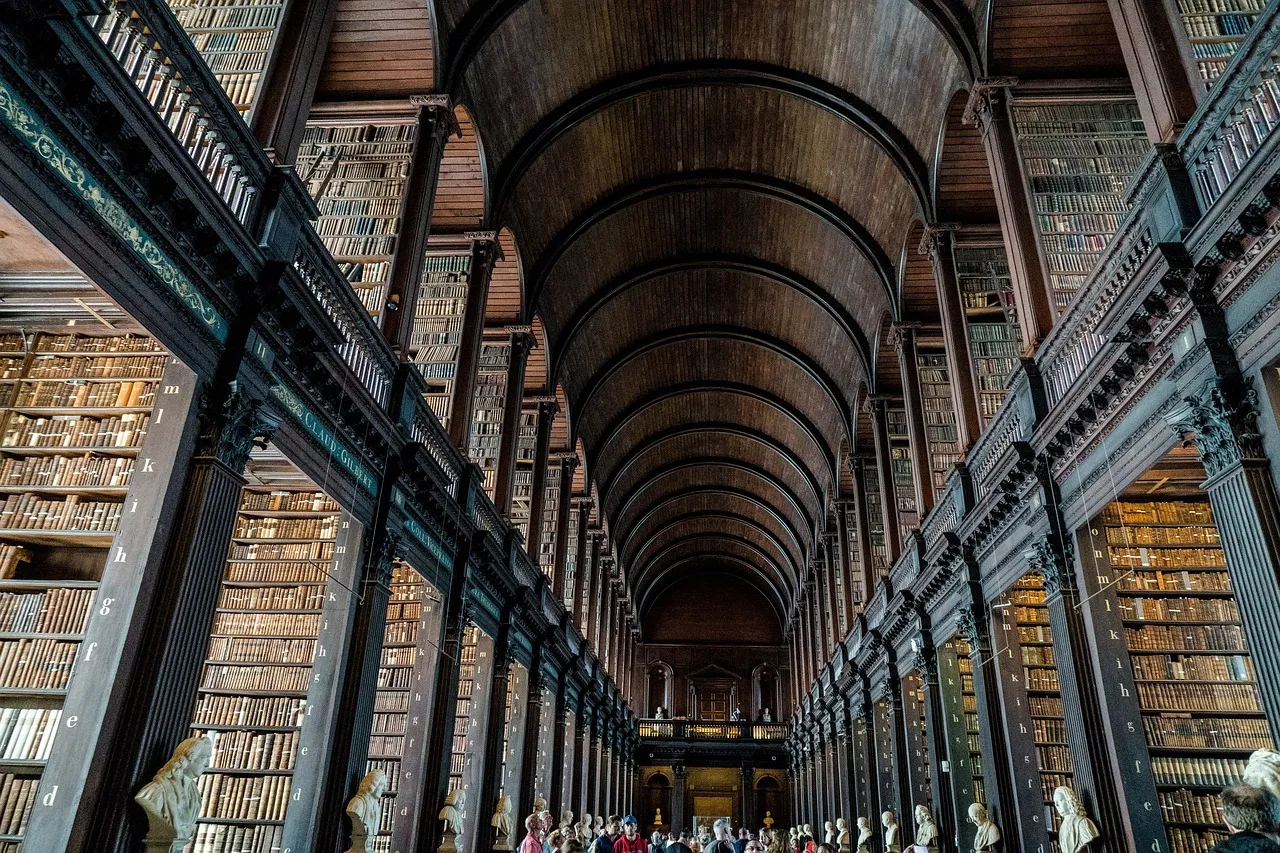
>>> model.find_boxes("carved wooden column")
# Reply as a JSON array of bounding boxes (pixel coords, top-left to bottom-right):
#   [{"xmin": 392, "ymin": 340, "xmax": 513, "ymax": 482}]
[
  {"xmin": 477, "ymin": 615, "xmax": 515, "ymax": 852},
  {"xmin": 574, "ymin": 704, "xmax": 591, "ymax": 815},
  {"xmin": 518, "ymin": 645, "xmax": 547, "ymax": 820},
  {"xmin": 922, "ymin": 228, "xmax": 983, "ymax": 449},
  {"xmin": 382, "ymin": 97, "xmax": 461, "ymax": 350},
  {"xmin": 854, "ymin": 686, "xmax": 881, "ymax": 830},
  {"xmin": 1027, "ymin": 528, "xmax": 1126, "ymax": 851},
  {"xmin": 494, "ymin": 330, "xmax": 535, "ymax": 515},
  {"xmin": 964, "ymin": 79, "xmax": 1055, "ymax": 348},
  {"xmin": 585, "ymin": 532, "xmax": 602, "ymax": 650},
  {"xmin": 891, "ymin": 322, "xmax": 935, "ymax": 515},
  {"xmin": 587, "ymin": 709, "xmax": 603, "ymax": 816},
  {"xmin": 867, "ymin": 396, "xmax": 903, "ymax": 561},
  {"xmin": 1169, "ymin": 376, "xmax": 1280, "ymax": 735},
  {"xmin": 75, "ymin": 385, "xmax": 276, "ymax": 853},
  {"xmin": 1105, "ymin": 0, "xmax": 1201, "ymax": 143},
  {"xmin": 672, "ymin": 763, "xmax": 688, "ymax": 834},
  {"xmin": 836, "ymin": 501, "xmax": 859, "ymax": 618},
  {"xmin": 552, "ymin": 456, "xmax": 578, "ymax": 599},
  {"xmin": 824, "ymin": 536, "xmax": 841, "ymax": 648},
  {"xmin": 873, "ymin": 669, "xmax": 911, "ymax": 826},
  {"xmin": 813, "ymin": 563, "xmax": 831, "ymax": 660},
  {"xmin": 550, "ymin": 689, "xmax": 570, "ymax": 813},
  {"xmin": 913, "ymin": 641, "xmax": 957, "ymax": 853},
  {"xmin": 448, "ymin": 235, "xmax": 500, "ymax": 448},
  {"xmin": 524, "ymin": 400, "xmax": 558, "ymax": 561},
  {"xmin": 249, "ymin": 0, "xmax": 341, "ymax": 163}
]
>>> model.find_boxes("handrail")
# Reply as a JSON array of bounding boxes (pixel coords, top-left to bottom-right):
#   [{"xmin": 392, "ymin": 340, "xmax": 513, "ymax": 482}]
[
  {"xmin": 637, "ymin": 719, "xmax": 787, "ymax": 741},
  {"xmin": 1181, "ymin": 3, "xmax": 1280, "ymax": 209},
  {"xmin": 87, "ymin": 0, "xmax": 268, "ymax": 224}
]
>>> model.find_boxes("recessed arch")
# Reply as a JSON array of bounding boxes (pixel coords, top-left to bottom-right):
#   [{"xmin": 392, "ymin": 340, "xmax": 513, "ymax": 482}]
[
  {"xmin": 639, "ymin": 559, "xmax": 787, "ymax": 629},
  {"xmin": 627, "ymin": 512, "xmax": 800, "ymax": 587},
  {"xmin": 527, "ymin": 173, "xmax": 898, "ymax": 321}
]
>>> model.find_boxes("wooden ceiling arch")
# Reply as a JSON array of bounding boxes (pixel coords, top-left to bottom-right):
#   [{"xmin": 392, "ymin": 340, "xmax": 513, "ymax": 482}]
[
  {"xmin": 527, "ymin": 172, "xmax": 898, "ymax": 319},
  {"xmin": 619, "ymin": 494, "xmax": 807, "ymax": 578},
  {"xmin": 633, "ymin": 535, "xmax": 791, "ymax": 601},
  {"xmin": 631, "ymin": 520, "xmax": 797, "ymax": 595},
  {"xmin": 637, "ymin": 557, "xmax": 788, "ymax": 629}
]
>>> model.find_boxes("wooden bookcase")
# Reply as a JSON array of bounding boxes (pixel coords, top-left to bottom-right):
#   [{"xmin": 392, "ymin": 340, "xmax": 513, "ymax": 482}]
[
  {"xmin": 860, "ymin": 464, "xmax": 889, "ymax": 579},
  {"xmin": 1085, "ymin": 498, "xmax": 1274, "ymax": 853},
  {"xmin": 469, "ymin": 342, "xmax": 510, "ymax": 499},
  {"xmin": 1010, "ymin": 97, "xmax": 1148, "ymax": 313},
  {"xmin": 886, "ymin": 407, "xmax": 918, "ymax": 535},
  {"xmin": 901, "ymin": 670, "xmax": 932, "ymax": 815},
  {"xmin": 296, "ymin": 116, "xmax": 417, "ymax": 324},
  {"xmin": 510, "ymin": 408, "xmax": 537, "ymax": 541},
  {"xmin": 189, "ymin": 479, "xmax": 354, "ymax": 853},
  {"xmin": 561, "ymin": 503, "xmax": 580, "ymax": 613},
  {"xmin": 0, "ymin": 331, "xmax": 167, "ymax": 850},
  {"xmin": 953, "ymin": 243, "xmax": 1021, "ymax": 426},
  {"xmin": 537, "ymin": 463, "xmax": 561, "ymax": 582},
  {"xmin": 412, "ymin": 253, "xmax": 472, "ymax": 428},
  {"xmin": 165, "ymin": 0, "xmax": 286, "ymax": 120},
  {"xmin": 916, "ymin": 341, "xmax": 961, "ymax": 491},
  {"xmin": 937, "ymin": 637, "xmax": 983, "ymax": 852},
  {"xmin": 1174, "ymin": 0, "xmax": 1266, "ymax": 85}
]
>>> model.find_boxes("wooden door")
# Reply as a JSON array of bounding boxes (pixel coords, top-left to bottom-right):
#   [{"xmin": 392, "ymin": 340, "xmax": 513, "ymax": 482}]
[{"xmin": 701, "ymin": 689, "xmax": 730, "ymax": 721}]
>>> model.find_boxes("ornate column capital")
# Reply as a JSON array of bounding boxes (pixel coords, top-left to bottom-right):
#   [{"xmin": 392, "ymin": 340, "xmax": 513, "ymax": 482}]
[
  {"xmin": 910, "ymin": 645, "xmax": 937, "ymax": 682},
  {"xmin": 196, "ymin": 384, "xmax": 278, "ymax": 469},
  {"xmin": 954, "ymin": 605, "xmax": 984, "ymax": 650},
  {"xmin": 370, "ymin": 532, "xmax": 402, "ymax": 588},
  {"xmin": 962, "ymin": 77, "xmax": 1020, "ymax": 134},
  {"xmin": 410, "ymin": 93, "xmax": 461, "ymax": 138},
  {"xmin": 1167, "ymin": 375, "xmax": 1265, "ymax": 477},
  {"xmin": 916, "ymin": 224, "xmax": 961, "ymax": 260},
  {"xmin": 1025, "ymin": 538, "xmax": 1077, "ymax": 596},
  {"xmin": 886, "ymin": 321, "xmax": 921, "ymax": 353}
]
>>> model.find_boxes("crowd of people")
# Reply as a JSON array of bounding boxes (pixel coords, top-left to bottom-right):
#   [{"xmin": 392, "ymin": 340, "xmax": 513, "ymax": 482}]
[{"xmin": 518, "ymin": 814, "xmax": 788, "ymax": 853}]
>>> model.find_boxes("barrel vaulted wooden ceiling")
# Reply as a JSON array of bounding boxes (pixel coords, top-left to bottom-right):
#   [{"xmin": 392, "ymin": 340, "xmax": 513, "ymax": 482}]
[{"xmin": 316, "ymin": 0, "xmax": 1125, "ymax": 634}]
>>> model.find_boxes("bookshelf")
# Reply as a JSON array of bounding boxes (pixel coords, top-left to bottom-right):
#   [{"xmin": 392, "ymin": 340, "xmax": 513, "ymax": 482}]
[
  {"xmin": 469, "ymin": 343, "xmax": 510, "ymax": 499},
  {"xmin": 1010, "ymin": 99, "xmax": 1148, "ymax": 313},
  {"xmin": 365, "ymin": 562, "xmax": 440, "ymax": 852},
  {"xmin": 190, "ymin": 484, "xmax": 343, "ymax": 852},
  {"xmin": 841, "ymin": 502, "xmax": 864, "ymax": 607},
  {"xmin": 953, "ymin": 245, "xmax": 1022, "ymax": 426},
  {"xmin": 296, "ymin": 119, "xmax": 416, "ymax": 323},
  {"xmin": 412, "ymin": 254, "xmax": 472, "ymax": 428},
  {"xmin": 955, "ymin": 638, "xmax": 985, "ymax": 806},
  {"xmin": 537, "ymin": 463, "xmax": 561, "ymax": 582},
  {"xmin": 860, "ymin": 463, "xmax": 889, "ymax": 578},
  {"xmin": 886, "ymin": 407, "xmax": 919, "ymax": 535},
  {"xmin": 165, "ymin": 0, "xmax": 285, "ymax": 120},
  {"xmin": 1175, "ymin": 0, "xmax": 1265, "ymax": 84},
  {"xmin": 562, "ymin": 502, "xmax": 580, "ymax": 613},
  {"xmin": 916, "ymin": 343, "xmax": 961, "ymax": 491},
  {"xmin": 533, "ymin": 685, "xmax": 555, "ymax": 798},
  {"xmin": 497, "ymin": 663, "xmax": 521, "ymax": 806},
  {"xmin": 510, "ymin": 408, "xmax": 537, "ymax": 541},
  {"xmin": 937, "ymin": 637, "xmax": 984, "ymax": 851},
  {"xmin": 1000, "ymin": 574, "xmax": 1072, "ymax": 841},
  {"xmin": 0, "ymin": 331, "xmax": 167, "ymax": 849},
  {"xmin": 1094, "ymin": 498, "xmax": 1273, "ymax": 853}
]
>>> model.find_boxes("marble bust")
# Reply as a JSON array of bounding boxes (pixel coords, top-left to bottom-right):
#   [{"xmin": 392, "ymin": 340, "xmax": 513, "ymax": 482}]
[
  {"xmin": 439, "ymin": 788, "xmax": 466, "ymax": 839},
  {"xmin": 561, "ymin": 810, "xmax": 575, "ymax": 833},
  {"xmin": 835, "ymin": 817, "xmax": 849, "ymax": 851},
  {"xmin": 881, "ymin": 811, "xmax": 900, "ymax": 853},
  {"xmin": 855, "ymin": 817, "xmax": 872, "ymax": 853},
  {"xmin": 345, "ymin": 769, "xmax": 388, "ymax": 853},
  {"xmin": 913, "ymin": 805, "xmax": 938, "ymax": 848},
  {"xmin": 1053, "ymin": 786, "xmax": 1099, "ymax": 853},
  {"xmin": 491, "ymin": 793, "xmax": 514, "ymax": 849},
  {"xmin": 968, "ymin": 803, "xmax": 1000, "ymax": 852},
  {"xmin": 824, "ymin": 820, "xmax": 834, "ymax": 844},
  {"xmin": 1245, "ymin": 748, "xmax": 1280, "ymax": 802},
  {"xmin": 134, "ymin": 735, "xmax": 214, "ymax": 853},
  {"xmin": 578, "ymin": 813, "xmax": 593, "ymax": 840}
]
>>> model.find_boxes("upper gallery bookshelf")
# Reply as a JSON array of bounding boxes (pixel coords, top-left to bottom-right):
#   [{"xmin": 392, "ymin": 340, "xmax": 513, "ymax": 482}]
[
  {"xmin": 953, "ymin": 242, "xmax": 1021, "ymax": 426},
  {"xmin": 296, "ymin": 115, "xmax": 416, "ymax": 324},
  {"xmin": 165, "ymin": 0, "xmax": 286, "ymax": 120},
  {"xmin": 1010, "ymin": 96, "xmax": 1148, "ymax": 314},
  {"xmin": 469, "ymin": 341, "xmax": 511, "ymax": 499},
  {"xmin": 1174, "ymin": 0, "xmax": 1266, "ymax": 85},
  {"xmin": 916, "ymin": 338, "xmax": 961, "ymax": 492},
  {"xmin": 412, "ymin": 253, "xmax": 472, "ymax": 428}
]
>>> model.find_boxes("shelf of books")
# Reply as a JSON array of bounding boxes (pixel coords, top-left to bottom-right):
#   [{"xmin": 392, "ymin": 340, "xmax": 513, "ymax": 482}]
[
  {"xmin": 533, "ymin": 685, "xmax": 555, "ymax": 798},
  {"xmin": 497, "ymin": 663, "xmax": 523, "ymax": 809},
  {"xmin": 450, "ymin": 624, "xmax": 493, "ymax": 847},
  {"xmin": 1176, "ymin": 0, "xmax": 1265, "ymax": 85},
  {"xmin": 995, "ymin": 574, "xmax": 1073, "ymax": 844},
  {"xmin": 469, "ymin": 342, "xmax": 510, "ymax": 499},
  {"xmin": 510, "ymin": 408, "xmax": 537, "ymax": 540},
  {"xmin": 165, "ymin": 0, "xmax": 285, "ymax": 120},
  {"xmin": 562, "ymin": 503, "xmax": 580, "ymax": 613},
  {"xmin": 189, "ymin": 480, "xmax": 347, "ymax": 853},
  {"xmin": 364, "ymin": 561, "xmax": 442, "ymax": 852},
  {"xmin": 1010, "ymin": 98, "xmax": 1148, "ymax": 313},
  {"xmin": 953, "ymin": 244, "xmax": 1021, "ymax": 426},
  {"xmin": 831, "ymin": 539, "xmax": 848, "ymax": 637},
  {"xmin": 1094, "ymin": 498, "xmax": 1273, "ymax": 853},
  {"xmin": 449, "ymin": 625, "xmax": 480, "ymax": 794},
  {"xmin": 0, "ymin": 330, "xmax": 165, "ymax": 850},
  {"xmin": 412, "ymin": 253, "xmax": 472, "ymax": 428},
  {"xmin": 537, "ymin": 463, "xmax": 561, "ymax": 582},
  {"xmin": 886, "ymin": 408, "xmax": 919, "ymax": 535},
  {"xmin": 296, "ymin": 118, "xmax": 416, "ymax": 322},
  {"xmin": 859, "ymin": 463, "xmax": 889, "ymax": 579},
  {"xmin": 841, "ymin": 502, "xmax": 864, "ymax": 608},
  {"xmin": 916, "ymin": 343, "xmax": 961, "ymax": 491},
  {"xmin": 901, "ymin": 670, "xmax": 933, "ymax": 813}
]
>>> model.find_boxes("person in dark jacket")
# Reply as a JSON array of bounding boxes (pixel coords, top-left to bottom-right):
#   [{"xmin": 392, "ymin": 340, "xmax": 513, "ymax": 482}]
[
  {"xmin": 1208, "ymin": 785, "xmax": 1280, "ymax": 853},
  {"xmin": 666, "ymin": 830, "xmax": 694, "ymax": 853}
]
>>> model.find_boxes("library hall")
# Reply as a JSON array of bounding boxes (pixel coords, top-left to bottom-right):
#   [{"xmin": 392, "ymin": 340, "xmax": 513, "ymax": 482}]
[{"xmin": 3, "ymin": 0, "xmax": 1280, "ymax": 852}]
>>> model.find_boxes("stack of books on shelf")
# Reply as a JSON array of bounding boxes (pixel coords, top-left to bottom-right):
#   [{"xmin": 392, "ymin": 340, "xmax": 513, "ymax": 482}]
[
  {"xmin": 1099, "ymin": 498, "xmax": 1273, "ymax": 853},
  {"xmin": 1176, "ymin": 0, "xmax": 1264, "ymax": 83},
  {"xmin": 0, "ymin": 332, "xmax": 164, "ymax": 849},
  {"xmin": 449, "ymin": 626, "xmax": 480, "ymax": 791},
  {"xmin": 165, "ymin": 0, "xmax": 285, "ymax": 119},
  {"xmin": 916, "ymin": 349, "xmax": 961, "ymax": 490},
  {"xmin": 538, "ymin": 463, "xmax": 561, "ymax": 581},
  {"xmin": 469, "ymin": 345, "xmax": 510, "ymax": 498},
  {"xmin": 297, "ymin": 120, "xmax": 416, "ymax": 323},
  {"xmin": 1012, "ymin": 100, "xmax": 1147, "ymax": 312},
  {"xmin": 955, "ymin": 245, "xmax": 1021, "ymax": 425},
  {"xmin": 953, "ymin": 638, "xmax": 986, "ymax": 805},
  {"xmin": 189, "ymin": 488, "xmax": 340, "ymax": 853},
  {"xmin": 886, "ymin": 409, "xmax": 919, "ymax": 533},
  {"xmin": 413, "ymin": 254, "xmax": 472, "ymax": 428},
  {"xmin": 860, "ymin": 464, "xmax": 889, "ymax": 577}
]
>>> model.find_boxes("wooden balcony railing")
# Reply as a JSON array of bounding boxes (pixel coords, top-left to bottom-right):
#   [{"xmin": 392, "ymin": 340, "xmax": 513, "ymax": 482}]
[{"xmin": 638, "ymin": 720, "xmax": 787, "ymax": 741}]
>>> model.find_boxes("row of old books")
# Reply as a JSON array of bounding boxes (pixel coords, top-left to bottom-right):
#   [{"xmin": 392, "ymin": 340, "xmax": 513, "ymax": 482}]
[{"xmin": 0, "ymin": 588, "xmax": 94, "ymax": 635}]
